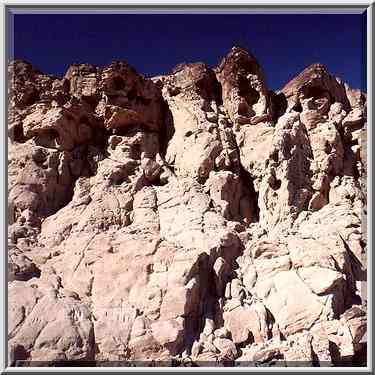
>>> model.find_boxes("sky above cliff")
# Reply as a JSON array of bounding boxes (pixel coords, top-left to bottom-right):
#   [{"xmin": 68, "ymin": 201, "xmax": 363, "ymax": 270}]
[{"xmin": 12, "ymin": 13, "xmax": 366, "ymax": 91}]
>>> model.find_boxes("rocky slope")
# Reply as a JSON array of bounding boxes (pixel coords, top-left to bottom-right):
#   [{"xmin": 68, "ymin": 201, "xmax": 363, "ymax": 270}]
[{"xmin": 7, "ymin": 47, "xmax": 367, "ymax": 367}]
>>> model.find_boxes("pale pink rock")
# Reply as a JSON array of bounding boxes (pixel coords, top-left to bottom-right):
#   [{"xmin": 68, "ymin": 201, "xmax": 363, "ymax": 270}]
[{"xmin": 7, "ymin": 50, "xmax": 367, "ymax": 366}]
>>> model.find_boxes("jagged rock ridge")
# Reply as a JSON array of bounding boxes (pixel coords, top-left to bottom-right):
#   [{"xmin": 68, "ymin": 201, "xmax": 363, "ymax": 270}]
[{"xmin": 8, "ymin": 47, "xmax": 367, "ymax": 367}]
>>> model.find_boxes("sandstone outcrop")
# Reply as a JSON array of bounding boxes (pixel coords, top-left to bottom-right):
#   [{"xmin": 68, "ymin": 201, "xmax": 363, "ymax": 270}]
[{"xmin": 7, "ymin": 46, "xmax": 367, "ymax": 367}]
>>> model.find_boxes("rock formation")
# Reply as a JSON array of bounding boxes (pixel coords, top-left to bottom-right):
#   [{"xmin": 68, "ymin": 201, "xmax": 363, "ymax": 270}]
[{"xmin": 7, "ymin": 47, "xmax": 367, "ymax": 367}]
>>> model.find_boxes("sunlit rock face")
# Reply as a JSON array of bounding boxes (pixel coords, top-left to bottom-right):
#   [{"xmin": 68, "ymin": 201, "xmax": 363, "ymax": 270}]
[{"xmin": 7, "ymin": 47, "xmax": 367, "ymax": 367}]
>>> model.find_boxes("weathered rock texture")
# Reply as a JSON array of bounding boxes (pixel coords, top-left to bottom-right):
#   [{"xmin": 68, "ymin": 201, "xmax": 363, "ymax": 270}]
[{"xmin": 8, "ymin": 47, "xmax": 367, "ymax": 367}]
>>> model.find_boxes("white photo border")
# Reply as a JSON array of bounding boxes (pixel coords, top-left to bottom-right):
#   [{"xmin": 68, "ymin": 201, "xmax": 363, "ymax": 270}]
[{"xmin": 0, "ymin": 1, "xmax": 373, "ymax": 373}]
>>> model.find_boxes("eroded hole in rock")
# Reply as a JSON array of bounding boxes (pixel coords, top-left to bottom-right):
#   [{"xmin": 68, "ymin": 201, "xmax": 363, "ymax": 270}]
[
  {"xmin": 302, "ymin": 86, "xmax": 332, "ymax": 102},
  {"xmin": 92, "ymin": 128, "xmax": 108, "ymax": 152},
  {"xmin": 9, "ymin": 123, "xmax": 25, "ymax": 143},
  {"xmin": 271, "ymin": 178, "xmax": 282, "ymax": 190},
  {"xmin": 49, "ymin": 129, "xmax": 60, "ymax": 139},
  {"xmin": 242, "ymin": 59, "xmax": 259, "ymax": 76},
  {"xmin": 126, "ymin": 88, "xmax": 137, "ymax": 101},
  {"xmin": 33, "ymin": 129, "xmax": 60, "ymax": 148},
  {"xmin": 324, "ymin": 141, "xmax": 333, "ymax": 154},
  {"xmin": 230, "ymin": 130, "xmax": 261, "ymax": 223},
  {"xmin": 269, "ymin": 91, "xmax": 288, "ymax": 123},
  {"xmin": 24, "ymin": 89, "xmax": 40, "ymax": 107},
  {"xmin": 238, "ymin": 75, "xmax": 260, "ymax": 107},
  {"xmin": 195, "ymin": 77, "xmax": 209, "ymax": 100},
  {"xmin": 213, "ymin": 74, "xmax": 223, "ymax": 106},
  {"xmin": 238, "ymin": 101, "xmax": 250, "ymax": 117},
  {"xmin": 131, "ymin": 143, "xmax": 141, "ymax": 160},
  {"xmin": 159, "ymin": 98, "xmax": 175, "ymax": 158},
  {"xmin": 269, "ymin": 150, "xmax": 279, "ymax": 164},
  {"xmin": 292, "ymin": 102, "xmax": 303, "ymax": 112},
  {"xmin": 195, "ymin": 71, "xmax": 223, "ymax": 106},
  {"xmin": 112, "ymin": 177, "xmax": 128, "ymax": 186},
  {"xmin": 15, "ymin": 267, "xmax": 41, "ymax": 281},
  {"xmin": 82, "ymin": 95, "xmax": 99, "ymax": 110},
  {"xmin": 113, "ymin": 76, "xmax": 126, "ymax": 90},
  {"xmin": 168, "ymin": 85, "xmax": 181, "ymax": 96}
]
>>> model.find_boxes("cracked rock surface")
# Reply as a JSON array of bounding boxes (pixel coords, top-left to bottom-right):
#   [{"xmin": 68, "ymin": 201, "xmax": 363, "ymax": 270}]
[{"xmin": 8, "ymin": 47, "xmax": 367, "ymax": 367}]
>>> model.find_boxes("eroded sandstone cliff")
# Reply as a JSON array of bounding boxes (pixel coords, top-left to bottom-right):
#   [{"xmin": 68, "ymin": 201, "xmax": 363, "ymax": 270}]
[{"xmin": 8, "ymin": 47, "xmax": 367, "ymax": 367}]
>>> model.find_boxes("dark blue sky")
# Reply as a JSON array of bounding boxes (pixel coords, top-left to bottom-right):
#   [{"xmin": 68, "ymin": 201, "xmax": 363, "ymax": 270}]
[{"xmin": 12, "ymin": 13, "xmax": 366, "ymax": 91}]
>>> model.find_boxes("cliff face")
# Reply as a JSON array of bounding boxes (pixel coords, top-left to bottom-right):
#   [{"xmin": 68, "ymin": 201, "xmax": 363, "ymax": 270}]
[{"xmin": 7, "ymin": 47, "xmax": 367, "ymax": 366}]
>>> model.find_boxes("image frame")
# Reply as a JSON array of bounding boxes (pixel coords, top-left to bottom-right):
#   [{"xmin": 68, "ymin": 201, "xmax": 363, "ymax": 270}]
[{"xmin": 0, "ymin": 1, "xmax": 373, "ymax": 373}]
